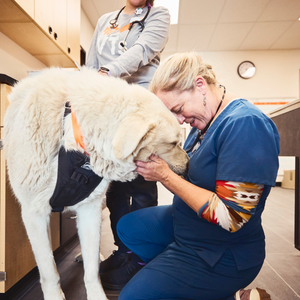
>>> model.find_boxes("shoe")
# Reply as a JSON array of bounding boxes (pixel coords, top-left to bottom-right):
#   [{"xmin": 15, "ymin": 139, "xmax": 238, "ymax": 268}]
[
  {"xmin": 100, "ymin": 259, "xmax": 145, "ymax": 290},
  {"xmin": 235, "ymin": 288, "xmax": 271, "ymax": 300},
  {"xmin": 100, "ymin": 250, "xmax": 130, "ymax": 274}
]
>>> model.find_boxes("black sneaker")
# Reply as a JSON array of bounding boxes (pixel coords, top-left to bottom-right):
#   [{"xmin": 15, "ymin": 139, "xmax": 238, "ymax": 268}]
[
  {"xmin": 100, "ymin": 250, "xmax": 130, "ymax": 274},
  {"xmin": 100, "ymin": 259, "xmax": 145, "ymax": 290}
]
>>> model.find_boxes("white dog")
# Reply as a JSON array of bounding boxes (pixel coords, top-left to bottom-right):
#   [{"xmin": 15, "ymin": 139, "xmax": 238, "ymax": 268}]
[{"xmin": 3, "ymin": 68, "xmax": 189, "ymax": 300}]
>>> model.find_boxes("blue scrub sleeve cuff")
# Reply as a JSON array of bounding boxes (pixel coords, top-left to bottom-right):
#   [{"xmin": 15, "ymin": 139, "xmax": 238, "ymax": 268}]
[{"xmin": 198, "ymin": 201, "xmax": 209, "ymax": 218}]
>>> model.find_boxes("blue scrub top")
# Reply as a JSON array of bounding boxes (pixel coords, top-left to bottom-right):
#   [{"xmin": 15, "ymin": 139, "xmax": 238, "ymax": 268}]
[{"xmin": 172, "ymin": 99, "xmax": 280, "ymax": 270}]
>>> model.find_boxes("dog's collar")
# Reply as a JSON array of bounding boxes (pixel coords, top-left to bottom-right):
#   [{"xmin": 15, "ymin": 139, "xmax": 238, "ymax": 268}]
[{"xmin": 64, "ymin": 102, "xmax": 89, "ymax": 156}]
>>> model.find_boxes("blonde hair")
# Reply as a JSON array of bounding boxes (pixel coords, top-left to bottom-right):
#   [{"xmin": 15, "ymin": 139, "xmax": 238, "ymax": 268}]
[{"xmin": 149, "ymin": 52, "xmax": 218, "ymax": 94}]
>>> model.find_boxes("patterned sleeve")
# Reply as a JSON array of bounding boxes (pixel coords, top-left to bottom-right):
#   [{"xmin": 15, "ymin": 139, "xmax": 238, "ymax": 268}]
[{"xmin": 198, "ymin": 181, "xmax": 264, "ymax": 232}]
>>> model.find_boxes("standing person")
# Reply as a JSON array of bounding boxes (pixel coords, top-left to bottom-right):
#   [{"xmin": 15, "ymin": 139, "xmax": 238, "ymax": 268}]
[
  {"xmin": 116, "ymin": 52, "xmax": 279, "ymax": 300},
  {"xmin": 86, "ymin": 0, "xmax": 170, "ymax": 290}
]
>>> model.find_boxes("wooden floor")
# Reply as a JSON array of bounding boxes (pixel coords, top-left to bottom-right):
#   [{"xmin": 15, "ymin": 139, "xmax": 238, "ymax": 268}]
[{"xmin": 5, "ymin": 187, "xmax": 300, "ymax": 300}]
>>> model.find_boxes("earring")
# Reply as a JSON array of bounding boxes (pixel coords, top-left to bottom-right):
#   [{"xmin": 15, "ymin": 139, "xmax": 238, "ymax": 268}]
[{"xmin": 203, "ymin": 95, "xmax": 207, "ymax": 106}]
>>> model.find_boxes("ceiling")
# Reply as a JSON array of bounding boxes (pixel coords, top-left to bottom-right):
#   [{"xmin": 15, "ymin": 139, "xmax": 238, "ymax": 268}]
[{"xmin": 81, "ymin": 0, "xmax": 300, "ymax": 54}]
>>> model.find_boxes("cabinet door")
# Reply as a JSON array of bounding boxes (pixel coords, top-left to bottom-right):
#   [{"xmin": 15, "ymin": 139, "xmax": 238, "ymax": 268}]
[
  {"xmin": 53, "ymin": 0, "xmax": 67, "ymax": 51},
  {"xmin": 14, "ymin": 0, "xmax": 34, "ymax": 19},
  {"xmin": 35, "ymin": 0, "xmax": 53, "ymax": 38},
  {"xmin": 67, "ymin": 0, "xmax": 80, "ymax": 64}
]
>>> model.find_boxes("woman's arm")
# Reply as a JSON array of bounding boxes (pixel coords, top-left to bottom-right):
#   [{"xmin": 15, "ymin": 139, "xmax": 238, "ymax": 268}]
[
  {"xmin": 103, "ymin": 7, "xmax": 170, "ymax": 77},
  {"xmin": 136, "ymin": 154, "xmax": 213, "ymax": 213},
  {"xmin": 136, "ymin": 155, "xmax": 264, "ymax": 232}
]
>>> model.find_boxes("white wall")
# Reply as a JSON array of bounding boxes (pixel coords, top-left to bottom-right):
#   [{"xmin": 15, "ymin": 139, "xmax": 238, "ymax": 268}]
[
  {"xmin": 80, "ymin": 9, "xmax": 95, "ymax": 56},
  {"xmin": 0, "ymin": 32, "xmax": 46, "ymax": 81}
]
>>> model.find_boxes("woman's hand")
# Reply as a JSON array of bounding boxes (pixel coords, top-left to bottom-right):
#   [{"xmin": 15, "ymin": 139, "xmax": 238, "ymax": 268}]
[
  {"xmin": 135, "ymin": 154, "xmax": 172, "ymax": 183},
  {"xmin": 98, "ymin": 70, "xmax": 109, "ymax": 76}
]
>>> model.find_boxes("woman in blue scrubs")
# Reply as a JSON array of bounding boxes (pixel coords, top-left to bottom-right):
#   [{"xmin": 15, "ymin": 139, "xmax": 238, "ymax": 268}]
[{"xmin": 117, "ymin": 52, "xmax": 280, "ymax": 300}]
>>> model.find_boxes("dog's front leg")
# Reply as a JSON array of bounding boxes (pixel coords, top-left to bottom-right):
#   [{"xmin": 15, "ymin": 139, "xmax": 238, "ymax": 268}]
[
  {"xmin": 76, "ymin": 201, "xmax": 107, "ymax": 300},
  {"xmin": 21, "ymin": 206, "xmax": 65, "ymax": 300}
]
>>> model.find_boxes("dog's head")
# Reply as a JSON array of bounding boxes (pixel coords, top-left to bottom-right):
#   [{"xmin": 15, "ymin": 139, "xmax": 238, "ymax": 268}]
[
  {"xmin": 73, "ymin": 72, "xmax": 189, "ymax": 182},
  {"xmin": 112, "ymin": 86, "xmax": 189, "ymax": 179}
]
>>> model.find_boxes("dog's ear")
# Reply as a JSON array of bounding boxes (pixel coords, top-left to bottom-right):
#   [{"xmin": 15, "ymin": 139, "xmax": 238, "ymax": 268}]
[{"xmin": 112, "ymin": 114, "xmax": 155, "ymax": 160}]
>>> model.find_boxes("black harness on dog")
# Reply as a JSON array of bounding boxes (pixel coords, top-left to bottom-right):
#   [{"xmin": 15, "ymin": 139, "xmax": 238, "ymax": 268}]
[{"xmin": 50, "ymin": 103, "xmax": 103, "ymax": 212}]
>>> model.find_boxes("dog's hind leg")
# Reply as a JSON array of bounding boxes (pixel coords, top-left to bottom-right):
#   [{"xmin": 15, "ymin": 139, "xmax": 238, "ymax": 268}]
[
  {"xmin": 21, "ymin": 206, "xmax": 65, "ymax": 300},
  {"xmin": 76, "ymin": 200, "xmax": 108, "ymax": 300}
]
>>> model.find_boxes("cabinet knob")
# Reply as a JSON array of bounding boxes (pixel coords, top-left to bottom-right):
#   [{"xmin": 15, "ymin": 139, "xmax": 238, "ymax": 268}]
[
  {"xmin": 68, "ymin": 47, "xmax": 71, "ymax": 54},
  {"xmin": 69, "ymin": 215, "xmax": 77, "ymax": 220},
  {"xmin": 54, "ymin": 32, "xmax": 58, "ymax": 40},
  {"xmin": 48, "ymin": 26, "xmax": 53, "ymax": 34}
]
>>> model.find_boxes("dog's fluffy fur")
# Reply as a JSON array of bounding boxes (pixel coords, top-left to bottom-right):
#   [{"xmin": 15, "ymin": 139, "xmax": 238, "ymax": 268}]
[{"xmin": 3, "ymin": 68, "xmax": 189, "ymax": 300}]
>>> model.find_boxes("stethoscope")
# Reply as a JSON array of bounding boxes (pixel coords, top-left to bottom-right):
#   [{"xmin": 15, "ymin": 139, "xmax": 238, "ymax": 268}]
[{"xmin": 109, "ymin": 5, "xmax": 151, "ymax": 52}]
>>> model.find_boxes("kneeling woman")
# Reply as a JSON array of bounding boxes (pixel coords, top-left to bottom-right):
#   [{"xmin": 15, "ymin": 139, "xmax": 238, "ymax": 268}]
[{"xmin": 117, "ymin": 52, "xmax": 279, "ymax": 300}]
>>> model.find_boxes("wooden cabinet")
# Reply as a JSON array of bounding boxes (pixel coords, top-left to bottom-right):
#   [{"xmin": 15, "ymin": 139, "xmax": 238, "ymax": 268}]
[
  {"xmin": 66, "ymin": 0, "xmax": 81, "ymax": 64},
  {"xmin": 35, "ymin": 0, "xmax": 54, "ymax": 35},
  {"xmin": 14, "ymin": 0, "xmax": 34, "ymax": 18},
  {"xmin": 0, "ymin": 82, "xmax": 60, "ymax": 293},
  {"xmin": 35, "ymin": 0, "xmax": 68, "ymax": 52},
  {"xmin": 54, "ymin": 0, "xmax": 68, "ymax": 52},
  {"xmin": 0, "ymin": 0, "xmax": 81, "ymax": 68}
]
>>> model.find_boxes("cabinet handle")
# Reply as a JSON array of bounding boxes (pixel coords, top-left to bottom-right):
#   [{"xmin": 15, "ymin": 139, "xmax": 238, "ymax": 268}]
[
  {"xmin": 54, "ymin": 32, "xmax": 58, "ymax": 40},
  {"xmin": 69, "ymin": 215, "xmax": 77, "ymax": 220},
  {"xmin": 48, "ymin": 26, "xmax": 53, "ymax": 34},
  {"xmin": 0, "ymin": 272, "xmax": 6, "ymax": 282}
]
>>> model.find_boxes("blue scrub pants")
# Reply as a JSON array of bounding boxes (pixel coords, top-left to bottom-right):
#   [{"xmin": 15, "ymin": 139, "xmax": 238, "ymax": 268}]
[{"xmin": 117, "ymin": 205, "xmax": 262, "ymax": 300}]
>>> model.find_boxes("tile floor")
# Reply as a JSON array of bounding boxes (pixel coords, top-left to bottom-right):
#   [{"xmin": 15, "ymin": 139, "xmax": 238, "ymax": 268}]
[{"xmin": 7, "ymin": 186, "xmax": 300, "ymax": 299}]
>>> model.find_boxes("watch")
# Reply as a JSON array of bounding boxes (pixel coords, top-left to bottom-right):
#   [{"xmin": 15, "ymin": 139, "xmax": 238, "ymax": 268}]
[
  {"xmin": 99, "ymin": 67, "xmax": 110, "ymax": 75},
  {"xmin": 237, "ymin": 61, "xmax": 256, "ymax": 79}
]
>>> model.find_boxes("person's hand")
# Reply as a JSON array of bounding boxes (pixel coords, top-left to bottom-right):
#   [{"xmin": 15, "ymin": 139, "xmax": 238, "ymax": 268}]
[
  {"xmin": 98, "ymin": 70, "xmax": 109, "ymax": 76},
  {"xmin": 135, "ymin": 154, "xmax": 172, "ymax": 182}
]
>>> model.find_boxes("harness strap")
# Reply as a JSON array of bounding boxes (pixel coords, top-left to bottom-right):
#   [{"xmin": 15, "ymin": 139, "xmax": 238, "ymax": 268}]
[
  {"xmin": 64, "ymin": 102, "xmax": 88, "ymax": 155},
  {"xmin": 71, "ymin": 108, "xmax": 86, "ymax": 152}
]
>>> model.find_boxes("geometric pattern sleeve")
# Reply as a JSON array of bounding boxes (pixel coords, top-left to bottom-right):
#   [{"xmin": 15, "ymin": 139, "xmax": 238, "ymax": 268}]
[{"xmin": 198, "ymin": 181, "xmax": 264, "ymax": 232}]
